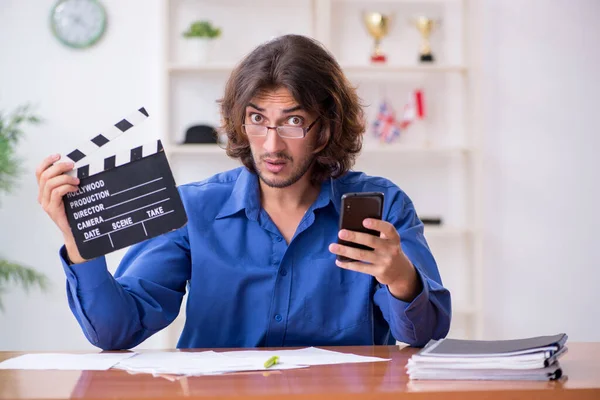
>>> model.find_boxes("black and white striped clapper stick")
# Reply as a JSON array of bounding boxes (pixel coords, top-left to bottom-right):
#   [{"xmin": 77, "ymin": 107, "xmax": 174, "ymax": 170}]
[
  {"xmin": 60, "ymin": 107, "xmax": 188, "ymax": 260},
  {"xmin": 61, "ymin": 107, "xmax": 149, "ymax": 178}
]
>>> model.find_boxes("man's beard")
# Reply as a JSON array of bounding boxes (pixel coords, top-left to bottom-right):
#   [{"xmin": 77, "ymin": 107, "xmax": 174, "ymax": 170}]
[{"xmin": 254, "ymin": 152, "xmax": 315, "ymax": 189}]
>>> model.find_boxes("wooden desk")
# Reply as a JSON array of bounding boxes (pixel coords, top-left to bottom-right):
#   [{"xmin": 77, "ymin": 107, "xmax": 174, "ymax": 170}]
[{"xmin": 1, "ymin": 343, "xmax": 599, "ymax": 400}]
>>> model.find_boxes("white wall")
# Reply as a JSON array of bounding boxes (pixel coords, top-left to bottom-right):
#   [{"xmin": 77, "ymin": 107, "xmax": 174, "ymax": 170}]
[
  {"xmin": 1, "ymin": 0, "xmax": 599, "ymax": 351},
  {"xmin": 481, "ymin": 0, "xmax": 600, "ymax": 341},
  {"xmin": 0, "ymin": 0, "xmax": 169, "ymax": 350}
]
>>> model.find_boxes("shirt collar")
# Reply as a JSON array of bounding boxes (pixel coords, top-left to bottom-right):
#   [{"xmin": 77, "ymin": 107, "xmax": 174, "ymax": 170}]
[
  {"xmin": 216, "ymin": 167, "xmax": 261, "ymax": 221},
  {"xmin": 216, "ymin": 168, "xmax": 343, "ymax": 220},
  {"xmin": 313, "ymin": 176, "xmax": 341, "ymax": 216}
]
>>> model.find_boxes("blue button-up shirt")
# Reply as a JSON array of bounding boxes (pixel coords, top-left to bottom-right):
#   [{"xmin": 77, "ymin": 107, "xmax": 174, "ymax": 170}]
[{"xmin": 61, "ymin": 167, "xmax": 451, "ymax": 350}]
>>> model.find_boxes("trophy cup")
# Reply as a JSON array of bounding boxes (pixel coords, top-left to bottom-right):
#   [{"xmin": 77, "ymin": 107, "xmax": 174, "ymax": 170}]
[
  {"xmin": 413, "ymin": 16, "xmax": 439, "ymax": 63},
  {"xmin": 363, "ymin": 12, "xmax": 392, "ymax": 63}
]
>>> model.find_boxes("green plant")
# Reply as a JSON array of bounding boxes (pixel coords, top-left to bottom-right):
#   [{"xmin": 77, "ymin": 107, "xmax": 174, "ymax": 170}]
[
  {"xmin": 0, "ymin": 104, "xmax": 48, "ymax": 310},
  {"xmin": 182, "ymin": 20, "xmax": 222, "ymax": 39}
]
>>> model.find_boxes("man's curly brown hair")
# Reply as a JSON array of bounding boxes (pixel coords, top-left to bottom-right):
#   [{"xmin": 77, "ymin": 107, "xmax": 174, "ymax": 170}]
[{"xmin": 219, "ymin": 34, "xmax": 365, "ymax": 184}]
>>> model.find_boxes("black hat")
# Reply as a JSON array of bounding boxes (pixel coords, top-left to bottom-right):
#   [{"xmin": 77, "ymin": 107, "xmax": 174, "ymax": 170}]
[{"xmin": 183, "ymin": 124, "xmax": 218, "ymax": 144}]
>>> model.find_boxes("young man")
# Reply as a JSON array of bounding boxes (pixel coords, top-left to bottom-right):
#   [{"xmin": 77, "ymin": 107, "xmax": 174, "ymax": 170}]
[{"xmin": 36, "ymin": 35, "xmax": 451, "ymax": 350}]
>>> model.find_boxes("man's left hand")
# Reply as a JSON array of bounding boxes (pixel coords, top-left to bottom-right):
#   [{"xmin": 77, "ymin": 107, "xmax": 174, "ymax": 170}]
[{"xmin": 328, "ymin": 218, "xmax": 422, "ymax": 302}]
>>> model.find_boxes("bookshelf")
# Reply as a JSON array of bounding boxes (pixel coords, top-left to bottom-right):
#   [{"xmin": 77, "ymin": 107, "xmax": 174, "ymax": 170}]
[{"xmin": 161, "ymin": 0, "xmax": 483, "ymax": 345}]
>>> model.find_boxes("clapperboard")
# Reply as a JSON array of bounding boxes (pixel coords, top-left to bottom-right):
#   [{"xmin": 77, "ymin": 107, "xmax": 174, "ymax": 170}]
[{"xmin": 60, "ymin": 107, "xmax": 188, "ymax": 260}]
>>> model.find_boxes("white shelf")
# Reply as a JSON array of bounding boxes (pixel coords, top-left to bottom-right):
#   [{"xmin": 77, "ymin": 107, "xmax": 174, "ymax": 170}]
[
  {"xmin": 169, "ymin": 64, "xmax": 467, "ymax": 76},
  {"xmin": 361, "ymin": 142, "xmax": 472, "ymax": 155},
  {"xmin": 166, "ymin": 144, "xmax": 226, "ymax": 155},
  {"xmin": 424, "ymin": 226, "xmax": 473, "ymax": 238},
  {"xmin": 343, "ymin": 65, "xmax": 467, "ymax": 81},
  {"xmin": 333, "ymin": 0, "xmax": 461, "ymax": 3},
  {"xmin": 342, "ymin": 64, "xmax": 467, "ymax": 74},
  {"xmin": 169, "ymin": 64, "xmax": 234, "ymax": 73},
  {"xmin": 165, "ymin": 143, "xmax": 472, "ymax": 156}
]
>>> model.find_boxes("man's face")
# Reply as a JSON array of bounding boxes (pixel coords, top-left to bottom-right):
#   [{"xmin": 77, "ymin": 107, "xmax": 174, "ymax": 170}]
[{"xmin": 244, "ymin": 87, "xmax": 321, "ymax": 188}]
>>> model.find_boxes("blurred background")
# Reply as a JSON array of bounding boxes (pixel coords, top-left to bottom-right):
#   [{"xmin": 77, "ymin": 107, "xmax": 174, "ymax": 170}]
[{"xmin": 0, "ymin": 0, "xmax": 598, "ymax": 351}]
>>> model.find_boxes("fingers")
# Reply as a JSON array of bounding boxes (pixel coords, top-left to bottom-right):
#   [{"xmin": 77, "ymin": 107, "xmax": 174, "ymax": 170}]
[
  {"xmin": 338, "ymin": 229, "xmax": 385, "ymax": 250},
  {"xmin": 49, "ymin": 183, "xmax": 79, "ymax": 211},
  {"xmin": 35, "ymin": 154, "xmax": 61, "ymax": 182},
  {"xmin": 363, "ymin": 218, "xmax": 400, "ymax": 241},
  {"xmin": 335, "ymin": 259, "xmax": 374, "ymax": 276},
  {"xmin": 329, "ymin": 243, "xmax": 378, "ymax": 264},
  {"xmin": 38, "ymin": 162, "xmax": 75, "ymax": 204},
  {"xmin": 41, "ymin": 174, "xmax": 80, "ymax": 211}
]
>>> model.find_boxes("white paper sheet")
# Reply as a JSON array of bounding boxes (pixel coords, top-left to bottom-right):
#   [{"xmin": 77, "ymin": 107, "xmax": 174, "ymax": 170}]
[
  {"xmin": 0, "ymin": 353, "xmax": 136, "ymax": 371},
  {"xmin": 113, "ymin": 347, "xmax": 388, "ymax": 376},
  {"xmin": 221, "ymin": 347, "xmax": 391, "ymax": 366},
  {"xmin": 115, "ymin": 351, "xmax": 307, "ymax": 376}
]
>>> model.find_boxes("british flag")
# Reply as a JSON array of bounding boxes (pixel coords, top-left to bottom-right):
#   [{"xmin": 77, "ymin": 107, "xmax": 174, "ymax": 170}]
[{"xmin": 372, "ymin": 101, "xmax": 401, "ymax": 143}]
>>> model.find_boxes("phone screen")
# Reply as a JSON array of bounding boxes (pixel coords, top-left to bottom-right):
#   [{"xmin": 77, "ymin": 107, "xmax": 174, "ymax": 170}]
[{"xmin": 337, "ymin": 192, "xmax": 384, "ymax": 262}]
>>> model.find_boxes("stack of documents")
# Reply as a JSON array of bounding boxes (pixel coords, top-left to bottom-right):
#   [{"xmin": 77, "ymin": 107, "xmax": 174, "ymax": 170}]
[
  {"xmin": 0, "ymin": 347, "xmax": 390, "ymax": 377},
  {"xmin": 407, "ymin": 333, "xmax": 568, "ymax": 381},
  {"xmin": 115, "ymin": 347, "xmax": 389, "ymax": 376}
]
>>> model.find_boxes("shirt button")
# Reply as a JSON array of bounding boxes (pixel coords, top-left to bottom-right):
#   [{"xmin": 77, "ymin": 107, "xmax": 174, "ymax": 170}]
[
  {"xmin": 276, "ymin": 236, "xmax": 283, "ymax": 242},
  {"xmin": 280, "ymin": 269, "xmax": 287, "ymax": 276},
  {"xmin": 274, "ymin": 314, "xmax": 283, "ymax": 322}
]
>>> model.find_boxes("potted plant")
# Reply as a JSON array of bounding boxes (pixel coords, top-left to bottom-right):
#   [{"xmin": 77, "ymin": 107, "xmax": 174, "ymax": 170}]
[
  {"xmin": 0, "ymin": 104, "xmax": 48, "ymax": 310},
  {"xmin": 182, "ymin": 20, "xmax": 222, "ymax": 64}
]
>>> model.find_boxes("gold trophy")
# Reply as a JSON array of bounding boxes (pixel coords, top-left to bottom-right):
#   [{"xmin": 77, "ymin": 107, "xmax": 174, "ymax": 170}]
[
  {"xmin": 413, "ymin": 17, "xmax": 439, "ymax": 63},
  {"xmin": 363, "ymin": 12, "xmax": 392, "ymax": 63}
]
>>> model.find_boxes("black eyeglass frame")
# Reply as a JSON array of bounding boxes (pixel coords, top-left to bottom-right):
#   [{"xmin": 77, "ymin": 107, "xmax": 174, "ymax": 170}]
[{"xmin": 242, "ymin": 116, "xmax": 321, "ymax": 139}]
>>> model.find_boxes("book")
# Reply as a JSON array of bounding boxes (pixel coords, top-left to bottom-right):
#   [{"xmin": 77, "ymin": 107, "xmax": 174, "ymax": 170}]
[{"xmin": 407, "ymin": 333, "xmax": 568, "ymax": 381}]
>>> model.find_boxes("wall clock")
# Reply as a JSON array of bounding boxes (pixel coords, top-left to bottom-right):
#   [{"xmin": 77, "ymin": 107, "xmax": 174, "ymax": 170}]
[{"xmin": 50, "ymin": 0, "xmax": 107, "ymax": 49}]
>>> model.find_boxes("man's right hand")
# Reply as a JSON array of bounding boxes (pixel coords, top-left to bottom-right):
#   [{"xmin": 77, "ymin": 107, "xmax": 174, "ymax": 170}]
[{"xmin": 36, "ymin": 154, "xmax": 87, "ymax": 264}]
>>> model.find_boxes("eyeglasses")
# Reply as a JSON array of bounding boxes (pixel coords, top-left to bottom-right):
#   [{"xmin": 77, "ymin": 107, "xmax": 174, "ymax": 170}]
[{"xmin": 242, "ymin": 117, "xmax": 320, "ymax": 139}]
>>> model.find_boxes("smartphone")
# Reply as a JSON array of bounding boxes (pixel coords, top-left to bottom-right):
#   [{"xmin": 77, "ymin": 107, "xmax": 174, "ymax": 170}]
[{"xmin": 336, "ymin": 192, "xmax": 384, "ymax": 262}]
